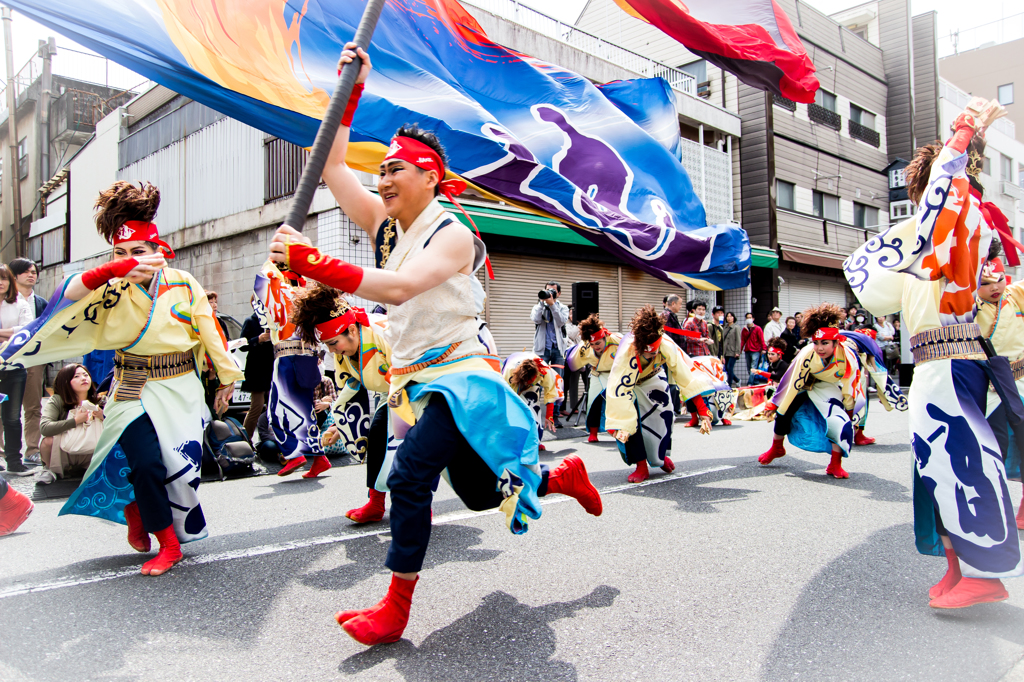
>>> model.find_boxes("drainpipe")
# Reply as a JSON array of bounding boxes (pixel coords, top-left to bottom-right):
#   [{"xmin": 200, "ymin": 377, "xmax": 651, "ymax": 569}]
[
  {"xmin": 36, "ymin": 38, "xmax": 55, "ymax": 222},
  {"xmin": 2, "ymin": 9, "xmax": 23, "ymax": 257}
]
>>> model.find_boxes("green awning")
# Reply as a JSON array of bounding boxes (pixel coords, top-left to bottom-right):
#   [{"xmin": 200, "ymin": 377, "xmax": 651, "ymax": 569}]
[
  {"xmin": 440, "ymin": 200, "xmax": 592, "ymax": 246},
  {"xmin": 751, "ymin": 245, "xmax": 779, "ymax": 269}
]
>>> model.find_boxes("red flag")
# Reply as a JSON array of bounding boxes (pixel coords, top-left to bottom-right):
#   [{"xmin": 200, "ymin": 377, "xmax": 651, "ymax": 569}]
[{"xmin": 613, "ymin": 0, "xmax": 819, "ymax": 103}]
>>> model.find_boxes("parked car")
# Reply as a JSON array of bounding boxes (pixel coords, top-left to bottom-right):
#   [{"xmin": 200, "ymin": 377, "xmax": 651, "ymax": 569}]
[{"xmin": 216, "ymin": 314, "xmax": 252, "ymax": 419}]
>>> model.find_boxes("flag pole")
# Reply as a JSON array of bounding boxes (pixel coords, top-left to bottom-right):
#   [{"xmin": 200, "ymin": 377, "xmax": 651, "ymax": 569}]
[{"xmin": 284, "ymin": 0, "xmax": 387, "ymax": 232}]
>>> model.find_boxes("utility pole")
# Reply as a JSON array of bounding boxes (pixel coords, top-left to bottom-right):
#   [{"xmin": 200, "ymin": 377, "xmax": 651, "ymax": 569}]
[
  {"xmin": 36, "ymin": 37, "xmax": 55, "ymax": 223},
  {"xmin": 2, "ymin": 8, "xmax": 23, "ymax": 257}
]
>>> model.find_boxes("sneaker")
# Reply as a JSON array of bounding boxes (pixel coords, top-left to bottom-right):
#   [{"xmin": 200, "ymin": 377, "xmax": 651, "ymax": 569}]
[
  {"xmin": 36, "ymin": 468, "xmax": 56, "ymax": 485},
  {"xmin": 4, "ymin": 461, "xmax": 35, "ymax": 477},
  {"xmin": 24, "ymin": 453, "xmax": 41, "ymax": 465}
]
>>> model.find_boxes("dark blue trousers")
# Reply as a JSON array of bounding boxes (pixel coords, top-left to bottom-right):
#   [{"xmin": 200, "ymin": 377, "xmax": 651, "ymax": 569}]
[
  {"xmin": 365, "ymin": 404, "xmax": 388, "ymax": 489},
  {"xmin": 121, "ymin": 414, "xmax": 173, "ymax": 533},
  {"xmin": 385, "ymin": 394, "xmax": 548, "ymax": 573}
]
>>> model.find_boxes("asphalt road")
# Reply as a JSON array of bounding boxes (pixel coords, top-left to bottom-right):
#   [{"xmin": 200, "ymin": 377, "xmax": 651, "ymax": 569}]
[{"xmin": 2, "ymin": 402, "xmax": 1023, "ymax": 682}]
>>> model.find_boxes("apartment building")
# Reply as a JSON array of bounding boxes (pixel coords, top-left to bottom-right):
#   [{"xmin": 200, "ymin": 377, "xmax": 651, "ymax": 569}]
[
  {"xmin": 31, "ymin": 1, "xmax": 744, "ymax": 357},
  {"xmin": 576, "ymin": 0, "xmax": 940, "ymax": 324},
  {"xmin": 940, "ymin": 37, "xmax": 1024, "ymax": 141}
]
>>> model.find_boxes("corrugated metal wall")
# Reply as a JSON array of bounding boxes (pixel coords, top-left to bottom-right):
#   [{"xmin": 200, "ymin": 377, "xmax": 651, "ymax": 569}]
[{"xmin": 118, "ymin": 117, "xmax": 264, "ymax": 234}]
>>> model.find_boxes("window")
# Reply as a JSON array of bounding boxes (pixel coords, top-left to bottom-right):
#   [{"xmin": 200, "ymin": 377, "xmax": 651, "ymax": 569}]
[
  {"xmin": 854, "ymin": 202, "xmax": 879, "ymax": 229},
  {"xmin": 776, "ymin": 180, "xmax": 795, "ymax": 210},
  {"xmin": 852, "ymin": 27, "xmax": 868, "ymax": 40},
  {"xmin": 982, "ymin": 156, "xmax": 992, "ymax": 176},
  {"xmin": 17, "ymin": 138, "xmax": 28, "ymax": 180},
  {"xmin": 999, "ymin": 83, "xmax": 1014, "ymax": 105},
  {"xmin": 1001, "ymin": 154, "xmax": 1013, "ymax": 183},
  {"xmin": 815, "ymin": 89, "xmax": 837, "ymax": 113},
  {"xmin": 850, "ymin": 105, "xmax": 875, "ymax": 129},
  {"xmin": 812, "ymin": 191, "xmax": 839, "ymax": 221},
  {"xmin": 1019, "ymin": 163, "xmax": 1024, "ymax": 190},
  {"xmin": 678, "ymin": 59, "xmax": 707, "ymax": 84},
  {"xmin": 889, "ymin": 167, "xmax": 906, "ymax": 189},
  {"xmin": 890, "ymin": 200, "xmax": 915, "ymax": 221}
]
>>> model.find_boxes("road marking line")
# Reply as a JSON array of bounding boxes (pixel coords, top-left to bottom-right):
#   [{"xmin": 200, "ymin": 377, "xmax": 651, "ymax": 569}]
[{"xmin": 0, "ymin": 464, "xmax": 735, "ymax": 600}]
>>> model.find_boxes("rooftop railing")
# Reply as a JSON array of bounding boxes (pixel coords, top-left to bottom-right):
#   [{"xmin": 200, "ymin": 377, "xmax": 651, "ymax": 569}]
[
  {"xmin": 463, "ymin": 0, "xmax": 697, "ymax": 97},
  {"xmin": 939, "ymin": 78, "xmax": 1016, "ymax": 140}
]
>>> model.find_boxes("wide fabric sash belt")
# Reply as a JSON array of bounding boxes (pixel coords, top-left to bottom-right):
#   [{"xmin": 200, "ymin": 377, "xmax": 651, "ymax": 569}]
[
  {"xmin": 909, "ymin": 323, "xmax": 986, "ymax": 366},
  {"xmin": 1012, "ymin": 358, "xmax": 1024, "ymax": 381},
  {"xmin": 112, "ymin": 349, "xmax": 196, "ymax": 401},
  {"xmin": 390, "ymin": 342, "xmax": 462, "ymax": 376},
  {"xmin": 274, "ymin": 340, "xmax": 317, "ymax": 359}
]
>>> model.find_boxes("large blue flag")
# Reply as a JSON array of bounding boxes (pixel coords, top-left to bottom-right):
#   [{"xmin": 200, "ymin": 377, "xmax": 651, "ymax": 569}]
[{"xmin": 9, "ymin": 0, "xmax": 750, "ymax": 289}]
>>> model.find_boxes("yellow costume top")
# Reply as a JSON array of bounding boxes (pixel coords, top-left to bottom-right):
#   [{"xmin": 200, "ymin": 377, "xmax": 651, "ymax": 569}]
[
  {"xmin": 575, "ymin": 333, "xmax": 622, "ymax": 376},
  {"xmin": 0, "ymin": 267, "xmax": 241, "ymax": 387},
  {"xmin": 770, "ymin": 341, "xmax": 861, "ymax": 415},
  {"xmin": 332, "ymin": 313, "xmax": 393, "ymax": 410},
  {"xmin": 604, "ymin": 334, "xmax": 712, "ymax": 435},
  {"xmin": 977, "ymin": 282, "xmax": 1024, "ymax": 362}
]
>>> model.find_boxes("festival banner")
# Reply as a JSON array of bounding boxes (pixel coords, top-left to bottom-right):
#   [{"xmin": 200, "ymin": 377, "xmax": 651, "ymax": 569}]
[
  {"xmin": 8, "ymin": 0, "xmax": 751, "ymax": 289},
  {"xmin": 612, "ymin": 0, "xmax": 818, "ymax": 103}
]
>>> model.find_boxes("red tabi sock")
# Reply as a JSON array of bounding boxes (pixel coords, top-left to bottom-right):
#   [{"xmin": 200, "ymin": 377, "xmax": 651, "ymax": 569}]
[
  {"xmin": 758, "ymin": 440, "xmax": 786, "ymax": 465},
  {"xmin": 278, "ymin": 455, "xmax": 307, "ymax": 476},
  {"xmin": 0, "ymin": 487, "xmax": 34, "ymax": 536},
  {"xmin": 302, "ymin": 455, "xmax": 332, "ymax": 478},
  {"xmin": 124, "ymin": 501, "xmax": 151, "ymax": 552},
  {"xmin": 141, "ymin": 525, "xmax": 183, "ymax": 576},
  {"xmin": 930, "ymin": 577, "xmax": 1008, "ymax": 609},
  {"xmin": 854, "ymin": 428, "xmax": 876, "ymax": 446},
  {"xmin": 721, "ymin": 418, "xmax": 732, "ymax": 426},
  {"xmin": 929, "ymin": 545, "xmax": 963, "ymax": 600},
  {"xmin": 588, "ymin": 428, "xmax": 599, "ymax": 443},
  {"xmin": 546, "ymin": 455, "xmax": 602, "ymax": 516},
  {"xmin": 1017, "ymin": 490, "xmax": 1024, "ymax": 531},
  {"xmin": 684, "ymin": 413, "xmax": 699, "ymax": 428},
  {"xmin": 825, "ymin": 450, "xmax": 849, "ymax": 479},
  {"xmin": 342, "ymin": 574, "xmax": 418, "ymax": 645},
  {"xmin": 628, "ymin": 459, "xmax": 649, "ymax": 483},
  {"xmin": 661, "ymin": 455, "xmax": 675, "ymax": 473},
  {"xmin": 347, "ymin": 489, "xmax": 386, "ymax": 524}
]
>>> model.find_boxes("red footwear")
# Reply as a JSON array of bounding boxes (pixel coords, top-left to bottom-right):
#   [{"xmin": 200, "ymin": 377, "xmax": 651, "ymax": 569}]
[
  {"xmin": 1017, "ymin": 491, "xmax": 1024, "ymax": 531},
  {"xmin": 546, "ymin": 455, "xmax": 602, "ymax": 516},
  {"xmin": 661, "ymin": 456, "xmax": 675, "ymax": 474},
  {"xmin": 684, "ymin": 413, "xmax": 699, "ymax": 428},
  {"xmin": 346, "ymin": 489, "xmax": 386, "ymax": 524},
  {"xmin": 302, "ymin": 456, "xmax": 332, "ymax": 478},
  {"xmin": 825, "ymin": 451, "xmax": 849, "ymax": 479},
  {"xmin": 930, "ymin": 577, "xmax": 1008, "ymax": 609},
  {"xmin": 0, "ymin": 487, "xmax": 34, "ymax": 536},
  {"xmin": 141, "ymin": 525, "xmax": 183, "ymax": 576},
  {"xmin": 721, "ymin": 418, "xmax": 733, "ymax": 426},
  {"xmin": 588, "ymin": 428, "xmax": 599, "ymax": 443},
  {"xmin": 538, "ymin": 443, "xmax": 547, "ymax": 451},
  {"xmin": 124, "ymin": 501, "xmax": 151, "ymax": 552},
  {"xmin": 628, "ymin": 460, "xmax": 650, "ymax": 483},
  {"xmin": 854, "ymin": 428, "xmax": 876, "ymax": 446},
  {"xmin": 342, "ymin": 574, "xmax": 418, "ymax": 645},
  {"xmin": 758, "ymin": 440, "xmax": 786, "ymax": 465},
  {"xmin": 336, "ymin": 596, "xmax": 387, "ymax": 626},
  {"xmin": 277, "ymin": 455, "xmax": 307, "ymax": 476},
  {"xmin": 929, "ymin": 546, "xmax": 962, "ymax": 600}
]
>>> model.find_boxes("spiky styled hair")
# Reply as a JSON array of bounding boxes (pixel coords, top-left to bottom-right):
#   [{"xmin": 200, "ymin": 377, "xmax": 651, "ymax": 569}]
[
  {"xmin": 800, "ymin": 302, "xmax": 844, "ymax": 339},
  {"xmin": 578, "ymin": 313, "xmax": 604, "ymax": 341},
  {"xmin": 630, "ymin": 305, "xmax": 664, "ymax": 351},
  {"xmin": 94, "ymin": 181, "xmax": 160, "ymax": 243},
  {"xmin": 290, "ymin": 283, "xmax": 350, "ymax": 342},
  {"xmin": 509, "ymin": 357, "xmax": 543, "ymax": 392}
]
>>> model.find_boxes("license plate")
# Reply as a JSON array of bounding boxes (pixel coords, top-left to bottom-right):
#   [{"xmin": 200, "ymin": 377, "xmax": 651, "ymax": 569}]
[{"xmin": 232, "ymin": 391, "xmax": 251, "ymax": 404}]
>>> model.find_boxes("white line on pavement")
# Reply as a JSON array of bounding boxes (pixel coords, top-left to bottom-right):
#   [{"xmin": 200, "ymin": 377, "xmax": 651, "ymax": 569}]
[{"xmin": 0, "ymin": 464, "xmax": 735, "ymax": 600}]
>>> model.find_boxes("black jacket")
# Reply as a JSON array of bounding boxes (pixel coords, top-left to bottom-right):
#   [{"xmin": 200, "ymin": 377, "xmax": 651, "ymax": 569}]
[
  {"xmin": 661, "ymin": 308, "xmax": 685, "ymax": 347},
  {"xmin": 767, "ymin": 358, "xmax": 790, "ymax": 383},
  {"xmin": 780, "ymin": 329, "xmax": 801, "ymax": 363},
  {"xmin": 240, "ymin": 313, "xmax": 274, "ymax": 392}
]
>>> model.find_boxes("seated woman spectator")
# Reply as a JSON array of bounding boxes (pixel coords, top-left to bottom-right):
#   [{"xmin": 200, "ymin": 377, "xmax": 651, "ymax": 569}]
[{"xmin": 37, "ymin": 364, "xmax": 104, "ymax": 484}]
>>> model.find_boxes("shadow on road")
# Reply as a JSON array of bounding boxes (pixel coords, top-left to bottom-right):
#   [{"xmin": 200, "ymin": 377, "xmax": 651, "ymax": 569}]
[
  {"xmin": 760, "ymin": 524, "xmax": 1024, "ymax": 681},
  {"xmin": 340, "ymin": 585, "xmax": 619, "ymax": 681}
]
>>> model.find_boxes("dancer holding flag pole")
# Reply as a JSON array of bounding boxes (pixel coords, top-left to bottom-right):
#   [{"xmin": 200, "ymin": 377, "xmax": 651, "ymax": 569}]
[{"xmin": 269, "ymin": 42, "xmax": 602, "ymax": 646}]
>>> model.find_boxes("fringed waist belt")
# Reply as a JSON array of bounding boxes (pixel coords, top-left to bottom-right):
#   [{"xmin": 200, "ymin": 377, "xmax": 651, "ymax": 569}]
[
  {"xmin": 909, "ymin": 323, "xmax": 986, "ymax": 366},
  {"xmin": 112, "ymin": 350, "xmax": 196, "ymax": 401},
  {"xmin": 1012, "ymin": 358, "xmax": 1024, "ymax": 381},
  {"xmin": 390, "ymin": 341, "xmax": 498, "ymax": 377},
  {"xmin": 274, "ymin": 340, "xmax": 316, "ymax": 359}
]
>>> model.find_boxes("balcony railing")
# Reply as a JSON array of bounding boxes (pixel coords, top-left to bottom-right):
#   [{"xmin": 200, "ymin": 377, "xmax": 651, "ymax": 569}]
[
  {"xmin": 463, "ymin": 0, "xmax": 697, "ymax": 97},
  {"xmin": 848, "ymin": 119, "xmax": 880, "ymax": 147},
  {"xmin": 772, "ymin": 94, "xmax": 797, "ymax": 112},
  {"xmin": 265, "ymin": 137, "xmax": 309, "ymax": 203},
  {"xmin": 808, "ymin": 103, "xmax": 841, "ymax": 130},
  {"xmin": 940, "ymin": 78, "xmax": 1016, "ymax": 139},
  {"xmin": 1003, "ymin": 180, "xmax": 1024, "ymax": 202}
]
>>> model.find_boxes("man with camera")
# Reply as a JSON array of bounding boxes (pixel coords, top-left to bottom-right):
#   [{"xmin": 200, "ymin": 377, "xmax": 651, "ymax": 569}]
[{"xmin": 531, "ymin": 281, "xmax": 569, "ymax": 427}]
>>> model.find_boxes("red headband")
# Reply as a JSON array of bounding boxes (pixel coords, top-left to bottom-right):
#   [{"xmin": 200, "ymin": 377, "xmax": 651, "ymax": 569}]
[
  {"xmin": 315, "ymin": 306, "xmax": 370, "ymax": 341},
  {"xmin": 982, "ymin": 257, "xmax": 1006, "ymax": 284},
  {"xmin": 644, "ymin": 336, "xmax": 663, "ymax": 353},
  {"xmin": 589, "ymin": 328, "xmax": 611, "ymax": 342},
  {"xmin": 385, "ymin": 136, "xmax": 493, "ymax": 279},
  {"xmin": 113, "ymin": 220, "xmax": 175, "ymax": 258},
  {"xmin": 813, "ymin": 327, "xmax": 845, "ymax": 342}
]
